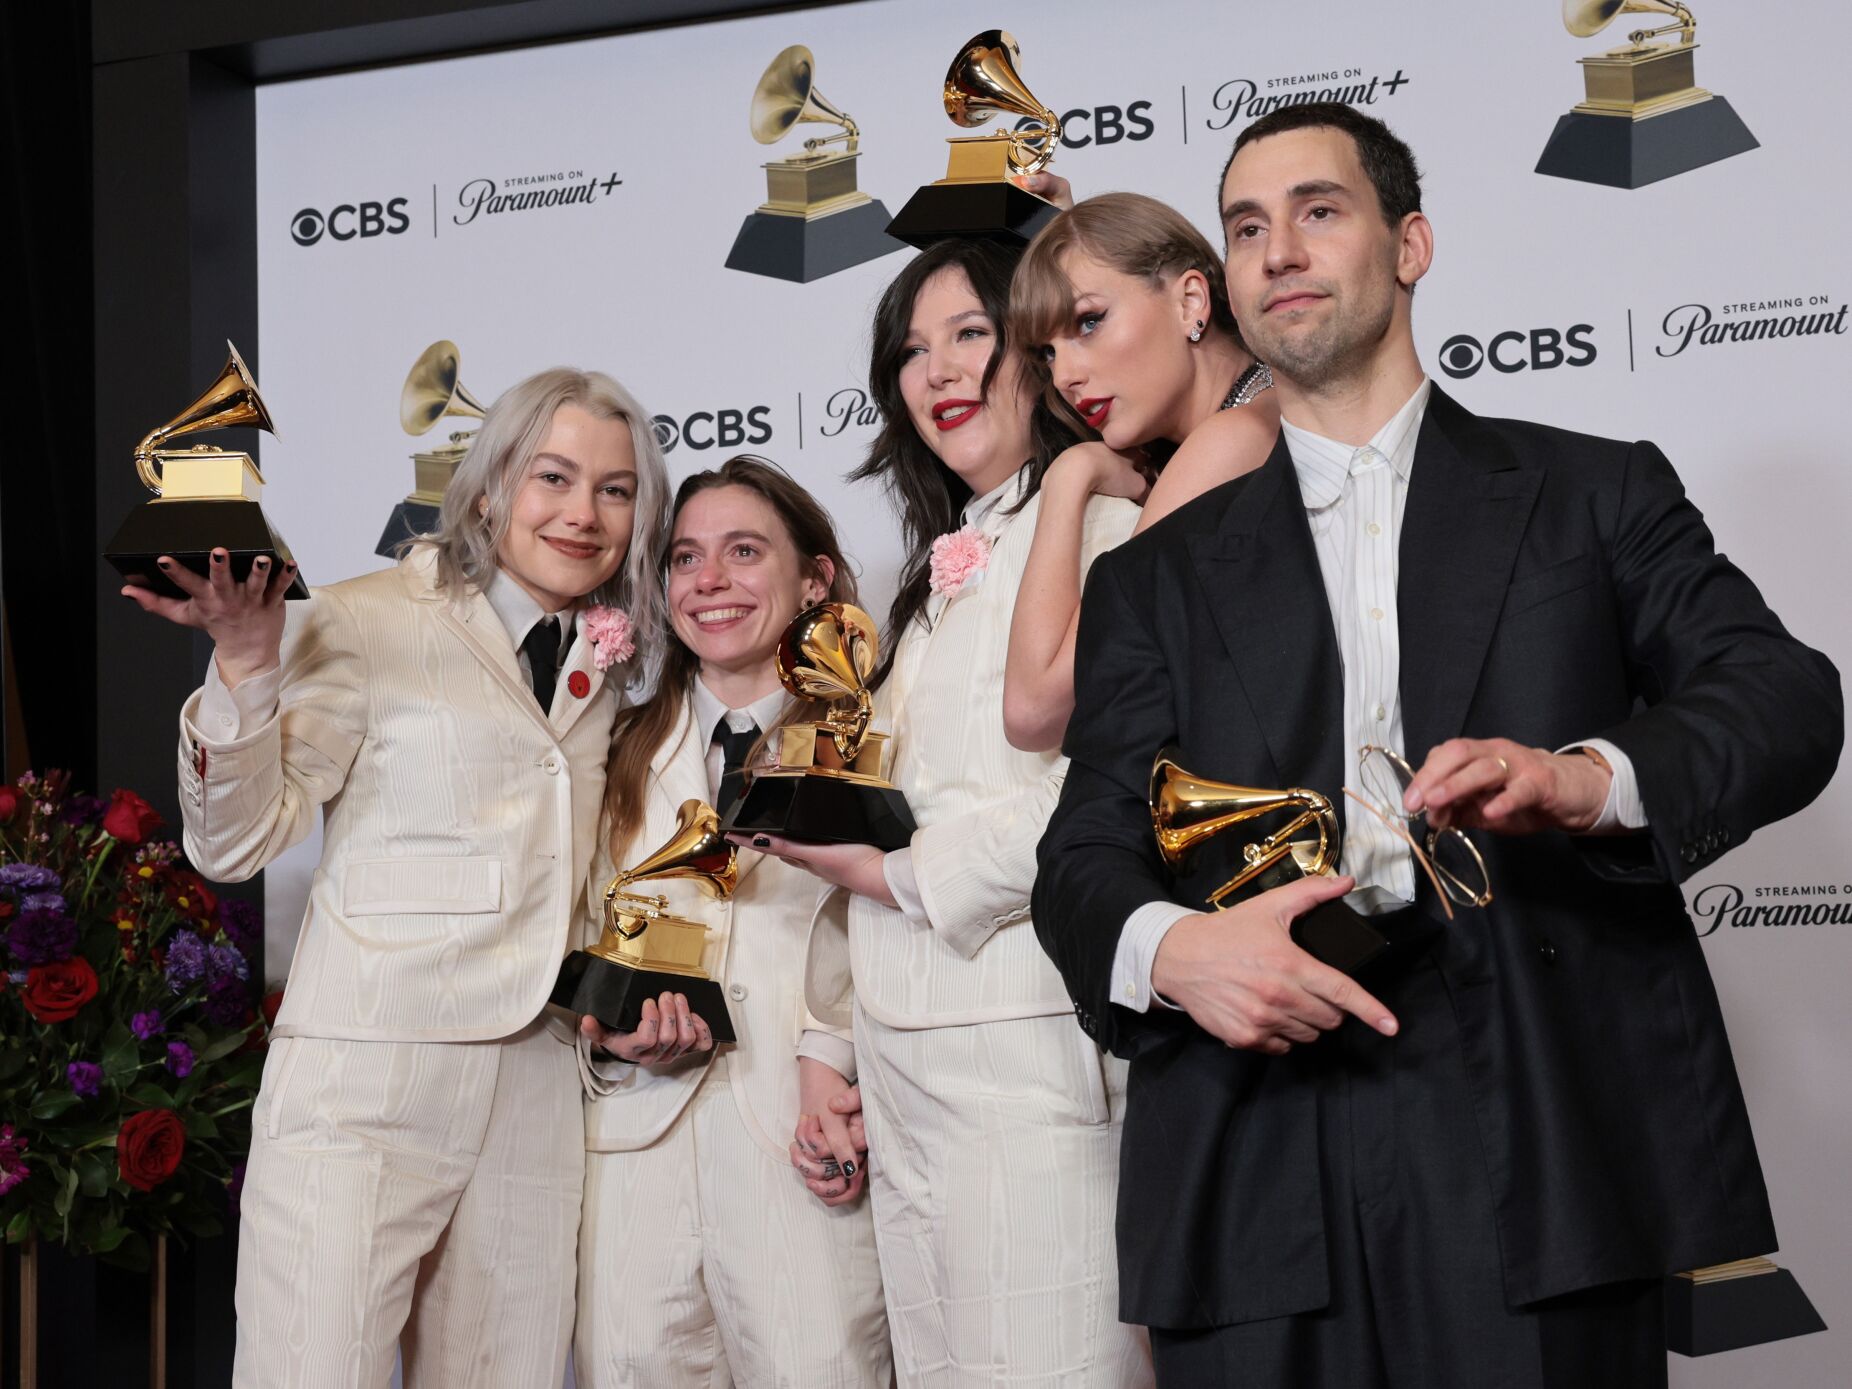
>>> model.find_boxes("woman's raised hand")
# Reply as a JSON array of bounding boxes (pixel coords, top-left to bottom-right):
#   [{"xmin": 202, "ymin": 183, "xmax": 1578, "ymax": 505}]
[
  {"xmin": 1049, "ymin": 441, "xmax": 1152, "ymax": 504},
  {"xmin": 121, "ymin": 549, "xmax": 295, "ymax": 687}
]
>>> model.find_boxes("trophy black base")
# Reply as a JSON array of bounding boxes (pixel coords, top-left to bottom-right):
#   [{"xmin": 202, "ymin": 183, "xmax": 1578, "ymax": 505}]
[
  {"xmin": 723, "ymin": 772, "xmax": 917, "ymax": 852},
  {"xmin": 1241, "ymin": 856, "xmax": 1391, "ymax": 976},
  {"xmin": 106, "ymin": 499, "xmax": 309, "ymax": 600},
  {"xmin": 1664, "ymin": 1264, "xmax": 1826, "ymax": 1356},
  {"xmin": 725, "ymin": 200, "xmax": 906, "ymax": 283},
  {"xmin": 375, "ymin": 500, "xmax": 441, "ymax": 559},
  {"xmin": 1534, "ymin": 97, "xmax": 1758, "ymax": 189},
  {"xmin": 885, "ymin": 182, "xmax": 1060, "ymax": 249},
  {"xmin": 551, "ymin": 950, "xmax": 737, "ymax": 1044}
]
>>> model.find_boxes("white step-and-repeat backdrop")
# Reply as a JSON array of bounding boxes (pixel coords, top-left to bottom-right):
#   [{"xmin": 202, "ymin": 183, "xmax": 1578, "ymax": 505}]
[{"xmin": 253, "ymin": 2, "xmax": 1848, "ymax": 1380}]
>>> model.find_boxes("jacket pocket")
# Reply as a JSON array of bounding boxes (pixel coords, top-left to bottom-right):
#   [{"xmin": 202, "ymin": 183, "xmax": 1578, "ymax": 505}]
[
  {"xmin": 341, "ymin": 856, "xmax": 503, "ymax": 916},
  {"xmin": 1501, "ymin": 552, "xmax": 1594, "ymax": 620}
]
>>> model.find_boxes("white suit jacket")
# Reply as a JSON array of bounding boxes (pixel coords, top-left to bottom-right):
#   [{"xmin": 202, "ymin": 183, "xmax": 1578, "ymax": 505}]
[
  {"xmin": 176, "ymin": 546, "xmax": 619, "ymax": 1043},
  {"xmin": 580, "ymin": 696, "xmax": 851, "ymax": 1159},
  {"xmin": 807, "ymin": 482, "xmax": 1139, "ymax": 1031}
]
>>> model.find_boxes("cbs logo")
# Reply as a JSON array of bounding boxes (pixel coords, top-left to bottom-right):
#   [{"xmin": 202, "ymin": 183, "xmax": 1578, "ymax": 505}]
[
  {"xmin": 289, "ymin": 199, "xmax": 412, "ymax": 247},
  {"xmin": 1014, "ymin": 101, "xmax": 1156, "ymax": 151},
  {"xmin": 1438, "ymin": 325, "xmax": 1596, "ymax": 379},
  {"xmin": 650, "ymin": 407, "xmax": 773, "ymax": 454}
]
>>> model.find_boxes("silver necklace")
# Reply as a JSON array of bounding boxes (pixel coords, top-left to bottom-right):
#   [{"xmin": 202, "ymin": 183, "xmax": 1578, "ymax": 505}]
[{"xmin": 1221, "ymin": 360, "xmax": 1274, "ymax": 410}]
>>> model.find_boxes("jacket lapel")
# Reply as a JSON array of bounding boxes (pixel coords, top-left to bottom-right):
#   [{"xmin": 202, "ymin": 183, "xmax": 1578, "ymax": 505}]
[
  {"xmin": 406, "ymin": 553, "xmax": 558, "ymax": 743},
  {"xmin": 551, "ymin": 620, "xmax": 609, "ymax": 739},
  {"xmin": 1396, "ymin": 387, "xmax": 1543, "ymax": 761},
  {"xmin": 1187, "ymin": 442, "xmax": 1347, "ymax": 804}
]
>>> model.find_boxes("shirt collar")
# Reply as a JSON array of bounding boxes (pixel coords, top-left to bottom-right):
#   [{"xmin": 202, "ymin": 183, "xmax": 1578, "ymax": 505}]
[
  {"xmin": 961, "ymin": 467, "xmax": 1029, "ymax": 535},
  {"xmin": 692, "ymin": 676, "xmax": 785, "ymax": 740},
  {"xmin": 1281, "ymin": 377, "xmax": 1431, "ymax": 511},
  {"xmin": 485, "ymin": 568, "xmax": 574, "ymax": 664}
]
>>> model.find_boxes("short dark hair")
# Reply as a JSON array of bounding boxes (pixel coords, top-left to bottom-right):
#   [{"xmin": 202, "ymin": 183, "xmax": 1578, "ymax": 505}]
[{"xmin": 1219, "ymin": 101, "xmax": 1422, "ymax": 227}]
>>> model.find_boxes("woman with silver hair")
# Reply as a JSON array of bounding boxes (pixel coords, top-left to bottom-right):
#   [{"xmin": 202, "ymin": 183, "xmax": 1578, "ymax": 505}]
[{"xmin": 122, "ymin": 365, "xmax": 670, "ymax": 1389}]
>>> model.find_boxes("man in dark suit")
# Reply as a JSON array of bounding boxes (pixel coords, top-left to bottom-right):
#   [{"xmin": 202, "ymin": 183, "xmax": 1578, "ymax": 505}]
[{"xmin": 1033, "ymin": 101, "xmax": 1842, "ymax": 1387}]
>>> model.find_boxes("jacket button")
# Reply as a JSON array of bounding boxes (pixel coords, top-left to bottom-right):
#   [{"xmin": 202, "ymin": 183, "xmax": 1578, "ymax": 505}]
[
  {"xmin": 1720, "ymin": 827, "xmax": 1732, "ymax": 845},
  {"xmin": 541, "ymin": 756, "xmax": 560, "ymax": 775},
  {"xmin": 1681, "ymin": 844, "xmax": 1698, "ymax": 864},
  {"xmin": 727, "ymin": 983, "xmax": 747, "ymax": 1002},
  {"xmin": 1537, "ymin": 939, "xmax": 1558, "ymax": 965}
]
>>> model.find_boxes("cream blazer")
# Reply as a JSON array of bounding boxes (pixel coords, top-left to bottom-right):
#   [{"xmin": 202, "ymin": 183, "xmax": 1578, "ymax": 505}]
[
  {"xmin": 579, "ymin": 696, "xmax": 851, "ymax": 1159},
  {"xmin": 176, "ymin": 546, "xmax": 618, "ymax": 1043},
  {"xmin": 807, "ymin": 482, "xmax": 1139, "ymax": 1031}
]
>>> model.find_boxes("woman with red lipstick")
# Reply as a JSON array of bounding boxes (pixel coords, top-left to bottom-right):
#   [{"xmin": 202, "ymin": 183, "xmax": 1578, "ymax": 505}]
[
  {"xmin": 1001, "ymin": 192, "xmax": 1281, "ymax": 751},
  {"xmin": 757, "ymin": 238, "xmax": 1152, "ymax": 1387},
  {"xmin": 574, "ymin": 456, "xmax": 891, "ymax": 1388},
  {"xmin": 123, "ymin": 367, "xmax": 669, "ymax": 1388}
]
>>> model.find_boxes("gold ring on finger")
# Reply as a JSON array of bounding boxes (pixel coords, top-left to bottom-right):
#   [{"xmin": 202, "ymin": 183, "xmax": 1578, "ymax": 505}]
[{"xmin": 1495, "ymin": 756, "xmax": 1510, "ymax": 778}]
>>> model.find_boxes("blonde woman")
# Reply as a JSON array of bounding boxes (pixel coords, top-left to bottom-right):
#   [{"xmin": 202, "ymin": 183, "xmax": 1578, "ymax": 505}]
[{"xmin": 125, "ymin": 367, "xmax": 669, "ymax": 1389}]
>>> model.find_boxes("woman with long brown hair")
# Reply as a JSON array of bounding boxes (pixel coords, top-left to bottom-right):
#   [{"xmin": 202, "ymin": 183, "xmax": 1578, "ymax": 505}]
[
  {"xmin": 574, "ymin": 456, "xmax": 890, "ymax": 1388},
  {"xmin": 752, "ymin": 237, "xmax": 1152, "ymax": 1387},
  {"xmin": 1002, "ymin": 191, "xmax": 1281, "ymax": 751}
]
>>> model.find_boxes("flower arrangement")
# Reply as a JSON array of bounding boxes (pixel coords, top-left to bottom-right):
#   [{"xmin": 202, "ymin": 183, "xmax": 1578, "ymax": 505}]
[{"xmin": 0, "ymin": 771, "xmax": 266, "ymax": 1270}]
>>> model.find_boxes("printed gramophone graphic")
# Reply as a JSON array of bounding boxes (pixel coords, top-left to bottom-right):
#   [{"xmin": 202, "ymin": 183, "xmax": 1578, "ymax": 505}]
[
  {"xmin": 724, "ymin": 44, "xmax": 904, "ymax": 283},
  {"xmin": 105, "ymin": 342, "xmax": 308, "ymax": 601},
  {"xmin": 376, "ymin": 339, "xmax": 486, "ymax": 557},
  {"xmin": 720, "ymin": 602, "xmax": 917, "ymax": 852},
  {"xmin": 1536, "ymin": 0, "xmax": 1758, "ymax": 188},
  {"xmin": 886, "ymin": 29, "xmax": 1065, "ymax": 248},
  {"xmin": 1149, "ymin": 748, "xmax": 1391, "ymax": 977},
  {"xmin": 551, "ymin": 799, "xmax": 741, "ymax": 1042}
]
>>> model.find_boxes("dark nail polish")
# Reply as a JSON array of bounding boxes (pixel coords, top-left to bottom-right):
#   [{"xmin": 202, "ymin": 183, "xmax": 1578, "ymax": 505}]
[
  {"xmin": 841, "ymin": 1160, "xmax": 857, "ymax": 1177},
  {"xmin": 157, "ymin": 559, "xmax": 172, "ymax": 569},
  {"xmin": 255, "ymin": 557, "xmax": 270, "ymax": 568},
  {"xmin": 752, "ymin": 835, "xmax": 771, "ymax": 849}
]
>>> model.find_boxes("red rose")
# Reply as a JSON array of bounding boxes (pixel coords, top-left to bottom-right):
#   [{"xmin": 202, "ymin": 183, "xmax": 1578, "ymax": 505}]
[
  {"xmin": 102, "ymin": 789, "xmax": 163, "ymax": 846},
  {"xmin": 0, "ymin": 786, "xmax": 17, "ymax": 820},
  {"xmin": 117, "ymin": 1109, "xmax": 186, "ymax": 1192},
  {"xmin": 21, "ymin": 958, "xmax": 99, "ymax": 1023},
  {"xmin": 260, "ymin": 989, "xmax": 285, "ymax": 1028}
]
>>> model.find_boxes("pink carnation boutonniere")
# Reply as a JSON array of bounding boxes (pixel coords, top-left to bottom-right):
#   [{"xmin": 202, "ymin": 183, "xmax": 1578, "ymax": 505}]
[
  {"xmin": 581, "ymin": 605, "xmax": 636, "ymax": 671},
  {"xmin": 928, "ymin": 526, "xmax": 990, "ymax": 595}
]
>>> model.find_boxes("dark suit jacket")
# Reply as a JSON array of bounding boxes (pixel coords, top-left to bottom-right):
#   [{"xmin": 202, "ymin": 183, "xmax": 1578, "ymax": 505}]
[{"xmin": 1033, "ymin": 386, "xmax": 1842, "ymax": 1330}]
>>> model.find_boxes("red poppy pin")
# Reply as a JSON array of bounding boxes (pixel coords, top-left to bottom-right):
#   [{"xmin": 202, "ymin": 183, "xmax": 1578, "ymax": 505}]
[{"xmin": 567, "ymin": 670, "xmax": 591, "ymax": 699}]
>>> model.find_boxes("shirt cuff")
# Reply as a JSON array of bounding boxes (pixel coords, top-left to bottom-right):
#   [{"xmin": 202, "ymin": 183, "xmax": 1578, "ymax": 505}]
[
  {"xmin": 196, "ymin": 659, "xmax": 282, "ymax": 744},
  {"xmin": 1557, "ymin": 738, "xmax": 1647, "ymax": 832},
  {"xmin": 796, "ymin": 1028, "xmax": 856, "ymax": 1084},
  {"xmin": 1110, "ymin": 901, "xmax": 1195, "ymax": 1013},
  {"xmin": 883, "ymin": 848, "xmax": 929, "ymax": 926}
]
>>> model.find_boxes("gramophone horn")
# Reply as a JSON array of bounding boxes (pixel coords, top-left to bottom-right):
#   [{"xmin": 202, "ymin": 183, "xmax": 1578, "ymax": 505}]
[
  {"xmin": 1563, "ymin": 0, "xmax": 1691, "ymax": 38},
  {"xmin": 399, "ymin": 339, "xmax": 487, "ymax": 437},
  {"xmin": 1148, "ymin": 747, "xmax": 1341, "ymax": 906},
  {"xmin": 941, "ymin": 30, "xmax": 1061, "ymax": 174},
  {"xmin": 134, "ymin": 341, "xmax": 277, "ymax": 493},
  {"xmin": 615, "ymin": 799, "xmax": 739, "ymax": 902},
  {"xmin": 749, "ymin": 44, "xmax": 858, "ymax": 145}
]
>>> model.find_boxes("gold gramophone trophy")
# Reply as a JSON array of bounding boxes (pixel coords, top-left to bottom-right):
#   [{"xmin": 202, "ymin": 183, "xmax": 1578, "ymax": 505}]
[
  {"xmin": 376, "ymin": 339, "xmax": 487, "ymax": 557},
  {"xmin": 1535, "ymin": 1, "xmax": 1757, "ymax": 188},
  {"xmin": 886, "ymin": 29, "xmax": 1065, "ymax": 248},
  {"xmin": 551, "ymin": 799, "xmax": 741, "ymax": 1042},
  {"xmin": 105, "ymin": 341, "xmax": 308, "ymax": 601},
  {"xmin": 720, "ymin": 602, "xmax": 918, "ymax": 851},
  {"xmin": 724, "ymin": 45, "xmax": 904, "ymax": 283},
  {"xmin": 1150, "ymin": 747, "xmax": 1390, "ymax": 976}
]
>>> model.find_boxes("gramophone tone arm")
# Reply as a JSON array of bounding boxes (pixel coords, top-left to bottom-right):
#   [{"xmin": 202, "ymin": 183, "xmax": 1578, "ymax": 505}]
[
  {"xmin": 1003, "ymin": 109, "xmax": 1063, "ymax": 176},
  {"xmin": 1630, "ymin": 2, "xmax": 1695, "ymax": 46},
  {"xmin": 133, "ymin": 430, "xmax": 169, "ymax": 494},
  {"xmin": 801, "ymin": 129, "xmax": 860, "ymax": 155},
  {"xmin": 602, "ymin": 886, "xmax": 670, "ymax": 939}
]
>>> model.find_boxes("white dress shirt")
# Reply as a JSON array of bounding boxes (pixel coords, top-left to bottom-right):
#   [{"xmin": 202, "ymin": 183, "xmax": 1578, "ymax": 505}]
[
  {"xmin": 197, "ymin": 566, "xmax": 575, "ymax": 739},
  {"xmin": 1110, "ymin": 378, "xmax": 1645, "ymax": 1012},
  {"xmin": 689, "ymin": 677, "xmax": 857, "ymax": 1081}
]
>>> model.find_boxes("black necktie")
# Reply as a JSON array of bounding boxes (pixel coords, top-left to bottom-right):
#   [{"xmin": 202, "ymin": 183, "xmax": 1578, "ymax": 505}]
[
  {"xmin": 522, "ymin": 616, "xmax": 561, "ymax": 715},
  {"xmin": 713, "ymin": 716, "xmax": 761, "ymax": 820}
]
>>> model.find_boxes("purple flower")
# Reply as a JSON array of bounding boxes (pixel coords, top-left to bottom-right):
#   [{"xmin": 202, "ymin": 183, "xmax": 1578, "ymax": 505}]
[
  {"xmin": 60, "ymin": 795, "xmax": 105, "ymax": 827},
  {"xmin": 164, "ymin": 930, "xmax": 208, "ymax": 991},
  {"xmin": 206, "ymin": 941, "xmax": 249, "ymax": 984},
  {"xmin": 0, "ymin": 864, "xmax": 59, "ymax": 891},
  {"xmin": 0, "ymin": 1125, "xmax": 27, "ymax": 1195},
  {"xmin": 6, "ymin": 907, "xmax": 77, "ymax": 966},
  {"xmin": 131, "ymin": 1010, "xmax": 164, "ymax": 1040},
  {"xmin": 217, "ymin": 898, "xmax": 262, "ymax": 959},
  {"xmin": 67, "ymin": 1061, "xmax": 103, "ymax": 1099},
  {"xmin": 201, "ymin": 973, "xmax": 251, "ymax": 1028},
  {"xmin": 20, "ymin": 892, "xmax": 66, "ymax": 915},
  {"xmin": 165, "ymin": 1041, "xmax": 195, "ymax": 1078}
]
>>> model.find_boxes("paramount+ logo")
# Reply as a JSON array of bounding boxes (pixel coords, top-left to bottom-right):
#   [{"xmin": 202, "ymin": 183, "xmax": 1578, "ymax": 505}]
[
  {"xmin": 290, "ymin": 198, "xmax": 412, "ymax": 247},
  {"xmin": 650, "ymin": 407, "xmax": 773, "ymax": 455},
  {"xmin": 1437, "ymin": 324, "xmax": 1596, "ymax": 379}
]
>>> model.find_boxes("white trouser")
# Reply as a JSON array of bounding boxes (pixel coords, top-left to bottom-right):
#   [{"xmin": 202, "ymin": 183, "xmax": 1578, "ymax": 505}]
[
  {"xmin": 854, "ymin": 1005, "xmax": 1153, "ymax": 1389},
  {"xmin": 232, "ymin": 1018, "xmax": 582, "ymax": 1389},
  {"xmin": 575, "ymin": 1062, "xmax": 891, "ymax": 1388}
]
